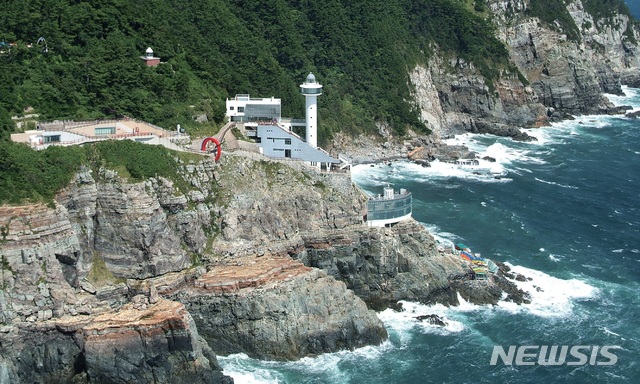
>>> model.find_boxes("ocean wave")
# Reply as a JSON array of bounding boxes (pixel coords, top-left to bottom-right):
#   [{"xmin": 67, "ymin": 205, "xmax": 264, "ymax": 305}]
[
  {"xmin": 548, "ymin": 254, "xmax": 562, "ymax": 262},
  {"xmin": 524, "ymin": 114, "xmax": 624, "ymax": 145},
  {"xmin": 378, "ymin": 300, "xmax": 469, "ymax": 338},
  {"xmin": 445, "ymin": 133, "xmax": 545, "ymax": 166},
  {"xmin": 534, "ymin": 177, "xmax": 579, "ymax": 189},
  {"xmin": 606, "ymin": 86, "xmax": 640, "ymax": 110},
  {"xmin": 218, "ymin": 354, "xmax": 285, "ymax": 384},
  {"xmin": 218, "ymin": 340, "xmax": 396, "ymax": 384},
  {"xmin": 351, "ymin": 160, "xmax": 511, "ymax": 188},
  {"xmin": 497, "ymin": 263, "xmax": 599, "ymax": 318},
  {"xmin": 420, "ymin": 223, "xmax": 459, "ymax": 246}
]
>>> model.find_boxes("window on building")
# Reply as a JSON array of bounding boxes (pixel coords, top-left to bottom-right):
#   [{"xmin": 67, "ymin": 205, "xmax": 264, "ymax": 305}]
[
  {"xmin": 284, "ymin": 138, "xmax": 291, "ymax": 145},
  {"xmin": 238, "ymin": 107, "xmax": 245, "ymax": 113},
  {"xmin": 44, "ymin": 135, "xmax": 61, "ymax": 143},
  {"xmin": 229, "ymin": 106, "xmax": 235, "ymax": 111},
  {"xmin": 285, "ymin": 149, "xmax": 291, "ymax": 158},
  {"xmin": 95, "ymin": 127, "xmax": 116, "ymax": 136}
]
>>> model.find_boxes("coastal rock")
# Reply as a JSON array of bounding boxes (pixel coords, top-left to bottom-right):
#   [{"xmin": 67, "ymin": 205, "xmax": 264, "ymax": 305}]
[
  {"xmin": 80, "ymin": 299, "xmax": 229, "ymax": 384},
  {"xmin": 389, "ymin": 0, "xmax": 640, "ymax": 153},
  {"xmin": 472, "ymin": 119, "xmax": 537, "ymax": 142},
  {"xmin": 0, "ymin": 203, "xmax": 86, "ymax": 323},
  {"xmin": 0, "ymin": 300, "xmax": 232, "ymax": 384},
  {"xmin": 415, "ymin": 314, "xmax": 447, "ymax": 327},
  {"xmin": 0, "ymin": 153, "xmax": 540, "ymax": 381},
  {"xmin": 93, "ymin": 179, "xmax": 190, "ymax": 279},
  {"xmin": 295, "ymin": 221, "xmax": 524, "ymax": 309},
  {"xmin": 491, "ymin": 0, "xmax": 639, "ymax": 115},
  {"xmin": 626, "ymin": 110, "xmax": 640, "ymax": 119},
  {"xmin": 408, "ymin": 54, "xmax": 547, "ymax": 141},
  {"xmin": 170, "ymin": 256, "xmax": 387, "ymax": 360}
]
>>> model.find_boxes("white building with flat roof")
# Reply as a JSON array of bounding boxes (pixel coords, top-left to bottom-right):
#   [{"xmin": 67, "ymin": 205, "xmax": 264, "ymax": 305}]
[{"xmin": 226, "ymin": 94, "xmax": 282, "ymax": 123}]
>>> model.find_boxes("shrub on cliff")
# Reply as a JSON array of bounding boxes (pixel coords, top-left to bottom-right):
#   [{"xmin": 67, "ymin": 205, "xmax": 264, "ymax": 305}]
[
  {"xmin": 89, "ymin": 140, "xmax": 180, "ymax": 181},
  {"xmin": 0, "ymin": 140, "xmax": 197, "ymax": 205},
  {"xmin": 526, "ymin": 0, "xmax": 581, "ymax": 42},
  {"xmin": 0, "ymin": 141, "xmax": 86, "ymax": 204}
]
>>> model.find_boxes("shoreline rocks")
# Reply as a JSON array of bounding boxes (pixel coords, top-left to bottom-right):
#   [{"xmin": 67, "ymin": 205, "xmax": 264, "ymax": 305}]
[
  {"xmin": 0, "ymin": 299, "xmax": 233, "ymax": 384},
  {"xmin": 171, "ymin": 256, "xmax": 386, "ymax": 361}
]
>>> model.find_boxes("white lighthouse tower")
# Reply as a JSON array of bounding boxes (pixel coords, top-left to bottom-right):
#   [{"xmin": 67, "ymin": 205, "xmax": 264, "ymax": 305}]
[{"xmin": 300, "ymin": 73, "xmax": 323, "ymax": 148}]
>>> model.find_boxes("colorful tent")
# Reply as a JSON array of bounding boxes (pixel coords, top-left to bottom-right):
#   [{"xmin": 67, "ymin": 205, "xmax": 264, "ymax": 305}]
[{"xmin": 460, "ymin": 251, "xmax": 483, "ymax": 261}]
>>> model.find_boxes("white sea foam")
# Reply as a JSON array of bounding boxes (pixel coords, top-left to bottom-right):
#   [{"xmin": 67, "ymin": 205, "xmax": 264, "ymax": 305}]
[
  {"xmin": 523, "ymin": 113, "xmax": 620, "ymax": 146},
  {"xmin": 218, "ymin": 354, "xmax": 284, "ymax": 384},
  {"xmin": 378, "ymin": 300, "xmax": 470, "ymax": 338},
  {"xmin": 606, "ymin": 86, "xmax": 640, "ymax": 110},
  {"xmin": 445, "ymin": 134, "xmax": 544, "ymax": 166},
  {"xmin": 602, "ymin": 327, "xmax": 624, "ymax": 339},
  {"xmin": 219, "ymin": 263, "xmax": 602, "ymax": 383},
  {"xmin": 421, "ymin": 223, "xmax": 458, "ymax": 247},
  {"xmin": 534, "ymin": 177, "xmax": 579, "ymax": 189},
  {"xmin": 219, "ymin": 340, "xmax": 396, "ymax": 383},
  {"xmin": 351, "ymin": 160, "xmax": 510, "ymax": 188},
  {"xmin": 378, "ymin": 263, "xmax": 597, "ymax": 322},
  {"xmin": 548, "ymin": 254, "xmax": 562, "ymax": 262},
  {"xmin": 497, "ymin": 263, "xmax": 599, "ymax": 318}
]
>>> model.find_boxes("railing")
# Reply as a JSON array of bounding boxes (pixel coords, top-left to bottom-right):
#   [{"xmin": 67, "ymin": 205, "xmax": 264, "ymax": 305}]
[
  {"xmin": 216, "ymin": 121, "xmax": 237, "ymax": 142},
  {"xmin": 37, "ymin": 118, "xmax": 178, "ymax": 137},
  {"xmin": 38, "ymin": 119, "xmax": 121, "ymax": 131},
  {"xmin": 367, "ymin": 192, "xmax": 412, "ymax": 221}
]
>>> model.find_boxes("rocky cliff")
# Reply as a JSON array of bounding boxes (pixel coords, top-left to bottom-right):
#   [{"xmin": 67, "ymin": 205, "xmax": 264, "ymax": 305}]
[
  {"xmin": 391, "ymin": 0, "xmax": 640, "ymax": 154},
  {"xmin": 336, "ymin": 0, "xmax": 639, "ymax": 165},
  {"xmin": 0, "ymin": 151, "xmax": 529, "ymax": 383}
]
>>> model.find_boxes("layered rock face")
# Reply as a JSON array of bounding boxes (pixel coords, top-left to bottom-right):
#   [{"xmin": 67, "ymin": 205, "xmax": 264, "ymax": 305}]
[
  {"xmin": 211, "ymin": 157, "xmax": 528, "ymax": 309},
  {"xmin": 297, "ymin": 222, "xmax": 461, "ymax": 308},
  {"xmin": 92, "ymin": 179, "xmax": 190, "ymax": 279},
  {"xmin": 209, "ymin": 156, "xmax": 366, "ymax": 256},
  {"xmin": 0, "ymin": 156, "xmax": 387, "ymax": 382},
  {"xmin": 0, "ymin": 186, "xmax": 231, "ymax": 382},
  {"xmin": 0, "ymin": 299, "xmax": 229, "ymax": 384},
  {"xmin": 409, "ymin": 59, "xmax": 545, "ymax": 140},
  {"xmin": 80, "ymin": 299, "xmax": 227, "ymax": 384},
  {"xmin": 491, "ymin": 0, "xmax": 637, "ymax": 113},
  {"xmin": 0, "ymin": 153, "xmax": 529, "ymax": 382},
  {"xmin": 171, "ymin": 256, "xmax": 386, "ymax": 360},
  {"xmin": 295, "ymin": 220, "xmax": 530, "ymax": 308}
]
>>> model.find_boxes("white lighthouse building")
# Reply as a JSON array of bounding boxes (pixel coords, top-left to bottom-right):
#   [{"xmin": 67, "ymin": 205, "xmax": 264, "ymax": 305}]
[{"xmin": 300, "ymin": 73, "xmax": 322, "ymax": 148}]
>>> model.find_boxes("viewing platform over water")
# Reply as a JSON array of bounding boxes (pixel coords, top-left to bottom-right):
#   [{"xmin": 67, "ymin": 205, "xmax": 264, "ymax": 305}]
[{"xmin": 366, "ymin": 186, "xmax": 412, "ymax": 227}]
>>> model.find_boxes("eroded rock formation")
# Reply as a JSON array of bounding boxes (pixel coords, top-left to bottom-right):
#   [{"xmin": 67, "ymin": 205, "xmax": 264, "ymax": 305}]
[{"xmin": 0, "ymin": 153, "xmax": 528, "ymax": 382}]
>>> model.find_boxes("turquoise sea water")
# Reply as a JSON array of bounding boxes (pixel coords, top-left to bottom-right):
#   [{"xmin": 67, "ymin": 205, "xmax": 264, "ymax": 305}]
[
  {"xmin": 219, "ymin": 87, "xmax": 640, "ymax": 383},
  {"xmin": 625, "ymin": 0, "xmax": 640, "ymax": 19}
]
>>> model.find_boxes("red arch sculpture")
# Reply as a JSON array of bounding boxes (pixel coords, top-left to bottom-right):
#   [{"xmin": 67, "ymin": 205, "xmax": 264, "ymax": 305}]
[{"xmin": 201, "ymin": 137, "xmax": 222, "ymax": 162}]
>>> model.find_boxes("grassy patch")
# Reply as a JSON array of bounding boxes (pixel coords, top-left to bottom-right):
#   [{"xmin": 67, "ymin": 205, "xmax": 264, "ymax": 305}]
[
  {"xmin": 0, "ymin": 141, "xmax": 87, "ymax": 205},
  {"xmin": 87, "ymin": 254, "xmax": 124, "ymax": 287}
]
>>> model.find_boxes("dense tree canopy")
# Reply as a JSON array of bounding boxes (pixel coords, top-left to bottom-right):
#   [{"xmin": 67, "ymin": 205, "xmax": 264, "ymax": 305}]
[{"xmin": 0, "ymin": 0, "xmax": 520, "ymax": 143}]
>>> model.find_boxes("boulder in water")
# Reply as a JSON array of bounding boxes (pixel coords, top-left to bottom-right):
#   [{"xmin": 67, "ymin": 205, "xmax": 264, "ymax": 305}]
[{"xmin": 415, "ymin": 314, "xmax": 448, "ymax": 327}]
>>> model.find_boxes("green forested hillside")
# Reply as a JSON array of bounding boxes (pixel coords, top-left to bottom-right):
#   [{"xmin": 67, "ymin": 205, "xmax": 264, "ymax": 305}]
[
  {"xmin": 0, "ymin": 0, "xmax": 518, "ymax": 143},
  {"xmin": 2, "ymin": 0, "xmax": 634, "ymax": 145}
]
